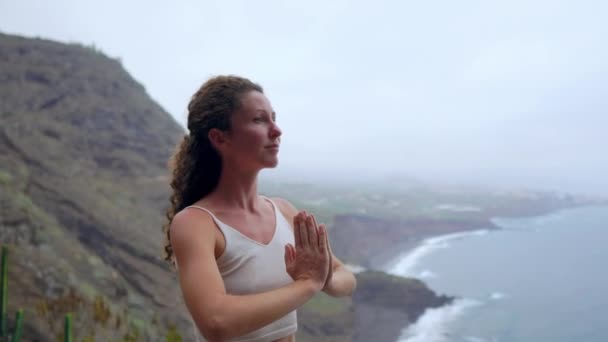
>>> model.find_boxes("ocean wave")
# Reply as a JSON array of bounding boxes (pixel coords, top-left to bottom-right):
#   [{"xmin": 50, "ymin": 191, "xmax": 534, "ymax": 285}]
[
  {"xmin": 345, "ymin": 264, "xmax": 367, "ymax": 273},
  {"xmin": 397, "ymin": 298, "xmax": 482, "ymax": 342},
  {"xmin": 488, "ymin": 292, "xmax": 506, "ymax": 300},
  {"xmin": 386, "ymin": 229, "xmax": 489, "ymax": 277},
  {"xmin": 491, "ymin": 212, "xmax": 564, "ymax": 230},
  {"xmin": 464, "ymin": 336, "xmax": 499, "ymax": 342},
  {"xmin": 418, "ymin": 270, "xmax": 437, "ymax": 279}
]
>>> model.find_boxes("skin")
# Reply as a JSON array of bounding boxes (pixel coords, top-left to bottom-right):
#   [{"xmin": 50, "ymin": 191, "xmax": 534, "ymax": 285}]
[{"xmin": 170, "ymin": 91, "xmax": 357, "ymax": 342}]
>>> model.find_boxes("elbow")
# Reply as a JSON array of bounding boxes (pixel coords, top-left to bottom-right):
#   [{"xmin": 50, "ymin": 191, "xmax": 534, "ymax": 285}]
[
  {"xmin": 350, "ymin": 275, "xmax": 357, "ymax": 296},
  {"xmin": 190, "ymin": 298, "xmax": 237, "ymax": 341},
  {"xmin": 340, "ymin": 273, "xmax": 358, "ymax": 297},
  {"xmin": 325, "ymin": 275, "xmax": 357, "ymax": 297},
  {"xmin": 199, "ymin": 314, "xmax": 229, "ymax": 342},
  {"xmin": 341, "ymin": 281, "xmax": 357, "ymax": 297}
]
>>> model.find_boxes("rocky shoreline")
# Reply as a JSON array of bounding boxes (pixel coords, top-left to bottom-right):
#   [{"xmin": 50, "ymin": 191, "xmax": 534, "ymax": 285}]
[
  {"xmin": 329, "ymin": 201, "xmax": 604, "ymax": 272},
  {"xmin": 320, "ymin": 203, "xmax": 606, "ymax": 342},
  {"xmin": 296, "ymin": 270, "xmax": 454, "ymax": 342}
]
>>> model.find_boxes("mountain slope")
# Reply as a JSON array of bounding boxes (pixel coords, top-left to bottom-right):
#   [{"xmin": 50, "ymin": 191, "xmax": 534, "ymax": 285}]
[{"xmin": 0, "ymin": 32, "xmax": 189, "ymax": 340}]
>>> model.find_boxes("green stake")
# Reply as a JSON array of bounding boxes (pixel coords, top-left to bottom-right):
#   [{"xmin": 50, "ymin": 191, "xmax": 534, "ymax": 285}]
[
  {"xmin": 64, "ymin": 313, "xmax": 73, "ymax": 342},
  {"xmin": 12, "ymin": 309, "xmax": 23, "ymax": 342},
  {"xmin": 1, "ymin": 246, "xmax": 8, "ymax": 337}
]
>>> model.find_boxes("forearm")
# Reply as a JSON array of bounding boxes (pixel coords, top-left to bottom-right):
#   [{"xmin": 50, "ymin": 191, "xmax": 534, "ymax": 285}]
[
  {"xmin": 323, "ymin": 267, "xmax": 357, "ymax": 297},
  {"xmin": 201, "ymin": 279, "xmax": 317, "ymax": 341}
]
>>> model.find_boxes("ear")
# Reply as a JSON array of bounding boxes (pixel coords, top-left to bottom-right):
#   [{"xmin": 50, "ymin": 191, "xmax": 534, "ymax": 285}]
[{"xmin": 208, "ymin": 128, "xmax": 229, "ymax": 150}]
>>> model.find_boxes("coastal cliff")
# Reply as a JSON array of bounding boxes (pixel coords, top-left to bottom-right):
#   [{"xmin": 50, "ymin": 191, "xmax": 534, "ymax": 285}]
[
  {"xmin": 0, "ymin": 32, "xmax": 456, "ymax": 341},
  {"xmin": 297, "ymin": 271, "xmax": 453, "ymax": 342},
  {"xmin": 3, "ymin": 31, "xmax": 599, "ymax": 341}
]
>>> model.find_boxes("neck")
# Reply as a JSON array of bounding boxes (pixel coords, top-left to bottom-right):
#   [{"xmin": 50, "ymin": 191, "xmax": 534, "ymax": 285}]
[{"xmin": 211, "ymin": 162, "xmax": 263, "ymax": 212}]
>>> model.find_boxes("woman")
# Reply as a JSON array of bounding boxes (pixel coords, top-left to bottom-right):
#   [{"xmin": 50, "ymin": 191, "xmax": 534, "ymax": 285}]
[{"xmin": 163, "ymin": 75, "xmax": 357, "ymax": 342}]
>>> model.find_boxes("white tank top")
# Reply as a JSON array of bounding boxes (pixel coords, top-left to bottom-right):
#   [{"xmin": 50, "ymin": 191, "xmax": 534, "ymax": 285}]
[{"xmin": 183, "ymin": 196, "xmax": 297, "ymax": 342}]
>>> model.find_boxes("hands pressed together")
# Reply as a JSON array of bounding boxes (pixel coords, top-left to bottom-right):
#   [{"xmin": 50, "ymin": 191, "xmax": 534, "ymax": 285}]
[{"xmin": 284, "ymin": 211, "xmax": 333, "ymax": 292}]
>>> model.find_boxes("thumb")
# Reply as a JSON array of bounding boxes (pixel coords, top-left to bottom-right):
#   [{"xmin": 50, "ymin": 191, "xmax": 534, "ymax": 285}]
[
  {"xmin": 285, "ymin": 244, "xmax": 295, "ymax": 262},
  {"xmin": 322, "ymin": 224, "xmax": 332, "ymax": 254},
  {"xmin": 289, "ymin": 243, "xmax": 296, "ymax": 260}
]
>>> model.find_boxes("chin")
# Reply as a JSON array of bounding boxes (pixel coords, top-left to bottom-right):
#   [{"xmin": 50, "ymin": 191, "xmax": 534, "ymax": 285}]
[{"xmin": 264, "ymin": 158, "xmax": 279, "ymax": 168}]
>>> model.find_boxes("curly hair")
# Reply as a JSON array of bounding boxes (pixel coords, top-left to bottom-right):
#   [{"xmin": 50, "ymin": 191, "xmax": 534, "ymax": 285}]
[{"xmin": 163, "ymin": 75, "xmax": 264, "ymax": 263}]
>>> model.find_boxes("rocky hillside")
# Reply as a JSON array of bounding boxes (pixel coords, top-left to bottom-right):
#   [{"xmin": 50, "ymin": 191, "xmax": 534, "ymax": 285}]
[
  {"xmin": 0, "ymin": 32, "xmax": 189, "ymax": 340},
  {"xmin": 0, "ymin": 32, "xmax": 454, "ymax": 341},
  {"xmin": 298, "ymin": 271, "xmax": 452, "ymax": 342}
]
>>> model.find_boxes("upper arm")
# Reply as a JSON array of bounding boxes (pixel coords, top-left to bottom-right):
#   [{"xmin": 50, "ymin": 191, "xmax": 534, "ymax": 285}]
[
  {"xmin": 271, "ymin": 197, "xmax": 345, "ymax": 270},
  {"xmin": 170, "ymin": 210, "xmax": 227, "ymax": 335}
]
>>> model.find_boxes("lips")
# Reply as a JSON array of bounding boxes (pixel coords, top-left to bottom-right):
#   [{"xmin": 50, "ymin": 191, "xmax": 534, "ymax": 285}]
[{"xmin": 266, "ymin": 144, "xmax": 280, "ymax": 152}]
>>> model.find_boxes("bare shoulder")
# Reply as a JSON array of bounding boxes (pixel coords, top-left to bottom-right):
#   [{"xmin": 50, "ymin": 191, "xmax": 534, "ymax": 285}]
[
  {"xmin": 169, "ymin": 208, "xmax": 217, "ymax": 260},
  {"xmin": 270, "ymin": 197, "xmax": 298, "ymax": 225},
  {"xmin": 170, "ymin": 208, "xmax": 215, "ymax": 238}
]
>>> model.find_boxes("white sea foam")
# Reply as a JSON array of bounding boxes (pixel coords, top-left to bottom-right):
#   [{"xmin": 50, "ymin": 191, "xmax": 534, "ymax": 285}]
[
  {"xmin": 418, "ymin": 270, "xmax": 437, "ymax": 279},
  {"xmin": 397, "ymin": 298, "xmax": 482, "ymax": 342},
  {"xmin": 490, "ymin": 217, "xmax": 530, "ymax": 230},
  {"xmin": 345, "ymin": 264, "xmax": 366, "ymax": 274},
  {"xmin": 386, "ymin": 229, "xmax": 489, "ymax": 277},
  {"xmin": 489, "ymin": 292, "xmax": 506, "ymax": 300},
  {"xmin": 464, "ymin": 336, "xmax": 499, "ymax": 342},
  {"xmin": 463, "ymin": 337, "xmax": 485, "ymax": 342},
  {"xmin": 491, "ymin": 212, "xmax": 564, "ymax": 231},
  {"xmin": 435, "ymin": 204, "xmax": 482, "ymax": 212}
]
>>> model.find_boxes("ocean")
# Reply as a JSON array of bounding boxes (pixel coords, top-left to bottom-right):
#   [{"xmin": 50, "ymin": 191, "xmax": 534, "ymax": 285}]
[{"xmin": 386, "ymin": 205, "xmax": 608, "ymax": 342}]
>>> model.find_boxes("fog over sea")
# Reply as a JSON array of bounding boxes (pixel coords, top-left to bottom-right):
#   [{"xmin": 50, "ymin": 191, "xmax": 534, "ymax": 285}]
[{"xmin": 386, "ymin": 205, "xmax": 608, "ymax": 342}]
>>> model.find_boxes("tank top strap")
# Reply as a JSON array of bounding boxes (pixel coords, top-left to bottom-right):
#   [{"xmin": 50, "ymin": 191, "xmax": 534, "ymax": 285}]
[
  {"xmin": 183, "ymin": 205, "xmax": 218, "ymax": 220},
  {"xmin": 259, "ymin": 195, "xmax": 277, "ymax": 212},
  {"xmin": 183, "ymin": 198, "xmax": 279, "ymax": 242},
  {"xmin": 182, "ymin": 205, "xmax": 235, "ymax": 238},
  {"xmin": 185, "ymin": 196, "xmax": 276, "ymax": 221}
]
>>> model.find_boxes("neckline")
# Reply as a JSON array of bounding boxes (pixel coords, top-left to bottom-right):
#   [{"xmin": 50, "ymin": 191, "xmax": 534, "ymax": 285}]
[{"xmin": 189, "ymin": 197, "xmax": 278, "ymax": 247}]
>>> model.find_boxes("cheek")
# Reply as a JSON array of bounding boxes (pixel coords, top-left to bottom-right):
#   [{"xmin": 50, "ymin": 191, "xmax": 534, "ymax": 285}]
[{"xmin": 233, "ymin": 127, "xmax": 266, "ymax": 149}]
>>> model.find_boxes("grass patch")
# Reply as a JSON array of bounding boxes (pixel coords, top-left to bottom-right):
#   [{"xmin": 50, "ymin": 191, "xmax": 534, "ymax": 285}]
[
  {"xmin": 0, "ymin": 169, "xmax": 12, "ymax": 184},
  {"xmin": 304, "ymin": 292, "xmax": 351, "ymax": 316}
]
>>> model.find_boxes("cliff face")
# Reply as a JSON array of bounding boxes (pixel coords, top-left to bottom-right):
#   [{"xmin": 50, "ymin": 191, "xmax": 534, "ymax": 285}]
[
  {"xmin": 0, "ymin": 32, "xmax": 454, "ymax": 341},
  {"xmin": 0, "ymin": 32, "xmax": 190, "ymax": 340}
]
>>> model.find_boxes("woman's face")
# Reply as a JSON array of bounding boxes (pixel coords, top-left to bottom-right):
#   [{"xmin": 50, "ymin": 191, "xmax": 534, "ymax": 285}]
[{"xmin": 213, "ymin": 91, "xmax": 282, "ymax": 171}]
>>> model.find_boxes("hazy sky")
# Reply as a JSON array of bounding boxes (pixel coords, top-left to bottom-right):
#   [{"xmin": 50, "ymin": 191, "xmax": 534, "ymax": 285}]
[{"xmin": 1, "ymin": 1, "xmax": 606, "ymax": 195}]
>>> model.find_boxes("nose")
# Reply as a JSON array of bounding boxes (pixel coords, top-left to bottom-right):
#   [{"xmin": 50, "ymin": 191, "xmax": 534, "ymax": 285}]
[{"xmin": 270, "ymin": 122, "xmax": 282, "ymax": 140}]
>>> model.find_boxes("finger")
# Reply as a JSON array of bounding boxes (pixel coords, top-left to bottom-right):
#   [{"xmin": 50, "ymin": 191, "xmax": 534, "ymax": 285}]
[
  {"xmin": 310, "ymin": 214, "xmax": 319, "ymax": 230},
  {"xmin": 306, "ymin": 214, "xmax": 317, "ymax": 250},
  {"xmin": 294, "ymin": 213, "xmax": 302, "ymax": 248},
  {"xmin": 289, "ymin": 244, "xmax": 296, "ymax": 260},
  {"xmin": 285, "ymin": 244, "xmax": 296, "ymax": 266},
  {"xmin": 323, "ymin": 225, "xmax": 330, "ymax": 256},
  {"xmin": 309, "ymin": 214, "xmax": 324, "ymax": 251},
  {"xmin": 291, "ymin": 244, "xmax": 296, "ymax": 262},
  {"xmin": 284, "ymin": 245, "xmax": 290, "ymax": 264},
  {"xmin": 323, "ymin": 224, "xmax": 332, "ymax": 255},
  {"xmin": 317, "ymin": 224, "xmax": 326, "ymax": 252},
  {"xmin": 299, "ymin": 214, "xmax": 310, "ymax": 248}
]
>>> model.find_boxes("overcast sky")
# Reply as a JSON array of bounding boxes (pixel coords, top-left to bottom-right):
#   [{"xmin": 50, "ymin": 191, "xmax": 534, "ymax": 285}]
[{"xmin": 1, "ymin": 1, "xmax": 606, "ymax": 195}]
